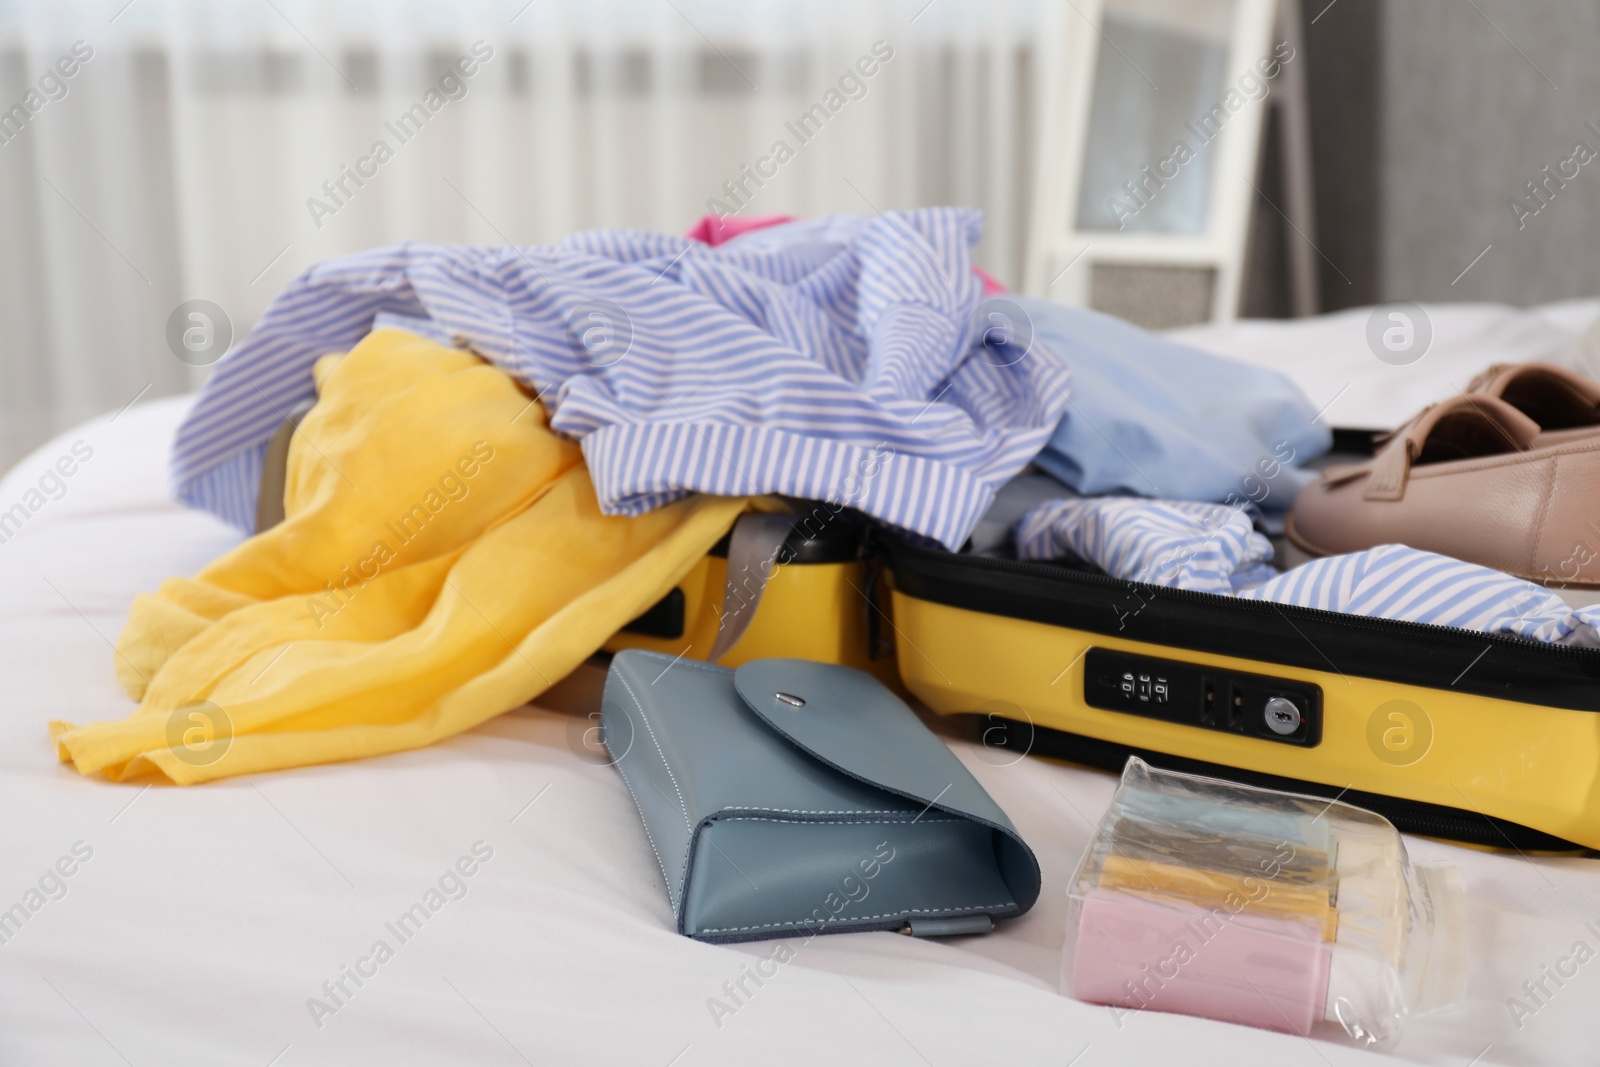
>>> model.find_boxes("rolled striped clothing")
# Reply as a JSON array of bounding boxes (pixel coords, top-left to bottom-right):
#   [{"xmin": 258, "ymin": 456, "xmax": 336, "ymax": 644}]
[
  {"xmin": 1011, "ymin": 497, "xmax": 1278, "ymax": 595},
  {"xmin": 171, "ymin": 209, "xmax": 1070, "ymax": 550},
  {"xmin": 1015, "ymin": 497, "xmax": 1600, "ymax": 645}
]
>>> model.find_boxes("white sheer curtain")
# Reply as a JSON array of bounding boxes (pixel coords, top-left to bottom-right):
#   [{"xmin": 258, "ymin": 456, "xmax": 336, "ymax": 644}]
[{"xmin": 0, "ymin": 0, "xmax": 1043, "ymax": 469}]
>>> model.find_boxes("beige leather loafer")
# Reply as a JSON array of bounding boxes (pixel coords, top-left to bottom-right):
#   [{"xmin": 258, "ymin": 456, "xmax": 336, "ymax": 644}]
[
  {"xmin": 1467, "ymin": 361, "xmax": 1600, "ymax": 446},
  {"xmin": 1287, "ymin": 393, "xmax": 1600, "ymax": 587}
]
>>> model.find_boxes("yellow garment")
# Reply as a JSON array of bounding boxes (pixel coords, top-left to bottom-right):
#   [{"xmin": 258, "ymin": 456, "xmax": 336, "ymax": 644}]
[
  {"xmin": 1099, "ymin": 855, "xmax": 1338, "ymax": 941},
  {"xmin": 51, "ymin": 328, "xmax": 747, "ymax": 784}
]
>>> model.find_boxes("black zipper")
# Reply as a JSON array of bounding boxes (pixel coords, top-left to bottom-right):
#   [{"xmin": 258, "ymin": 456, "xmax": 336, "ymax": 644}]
[{"xmin": 892, "ymin": 537, "xmax": 1600, "ymax": 661}]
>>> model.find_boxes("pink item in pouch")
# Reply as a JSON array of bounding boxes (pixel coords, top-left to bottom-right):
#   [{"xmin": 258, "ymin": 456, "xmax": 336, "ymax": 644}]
[
  {"xmin": 1072, "ymin": 888, "xmax": 1331, "ymax": 1035},
  {"xmin": 682, "ymin": 214, "xmax": 1009, "ymax": 294}
]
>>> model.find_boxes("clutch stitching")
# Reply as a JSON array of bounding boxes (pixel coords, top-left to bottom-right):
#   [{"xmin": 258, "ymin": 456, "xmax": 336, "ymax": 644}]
[
  {"xmin": 698, "ymin": 903, "xmax": 1015, "ymax": 935},
  {"xmin": 616, "ymin": 670, "xmax": 693, "ymax": 833},
  {"xmin": 612, "ymin": 758, "xmax": 679, "ymax": 913}
]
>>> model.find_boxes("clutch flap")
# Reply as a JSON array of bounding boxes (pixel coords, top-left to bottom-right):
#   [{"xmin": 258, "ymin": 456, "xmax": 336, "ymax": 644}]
[{"xmin": 733, "ymin": 657, "xmax": 1040, "ymax": 912}]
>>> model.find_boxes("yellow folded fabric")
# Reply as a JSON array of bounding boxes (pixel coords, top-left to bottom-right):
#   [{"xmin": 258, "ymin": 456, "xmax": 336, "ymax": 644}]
[
  {"xmin": 51, "ymin": 328, "xmax": 748, "ymax": 784},
  {"xmin": 1099, "ymin": 855, "xmax": 1339, "ymax": 941}
]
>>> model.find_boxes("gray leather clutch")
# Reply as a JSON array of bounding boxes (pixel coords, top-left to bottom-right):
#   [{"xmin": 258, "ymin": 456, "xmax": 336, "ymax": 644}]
[{"xmin": 601, "ymin": 650, "xmax": 1041, "ymax": 943}]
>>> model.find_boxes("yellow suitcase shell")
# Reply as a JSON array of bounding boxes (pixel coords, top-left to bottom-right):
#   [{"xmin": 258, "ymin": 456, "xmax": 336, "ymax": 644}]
[
  {"xmin": 597, "ymin": 510, "xmax": 1600, "ymax": 852},
  {"xmin": 884, "ymin": 537, "xmax": 1600, "ymax": 852},
  {"xmin": 603, "ymin": 519, "xmax": 899, "ymax": 689}
]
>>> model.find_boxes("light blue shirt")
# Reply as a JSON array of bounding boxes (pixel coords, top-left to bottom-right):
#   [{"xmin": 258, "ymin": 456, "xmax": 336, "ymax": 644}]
[{"xmin": 1014, "ymin": 297, "xmax": 1331, "ymax": 510}]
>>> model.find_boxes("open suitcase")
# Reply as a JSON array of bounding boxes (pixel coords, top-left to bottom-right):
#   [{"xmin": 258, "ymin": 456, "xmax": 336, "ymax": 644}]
[
  {"xmin": 259, "ymin": 407, "xmax": 1600, "ymax": 851},
  {"xmin": 600, "ymin": 505, "xmax": 1600, "ymax": 852}
]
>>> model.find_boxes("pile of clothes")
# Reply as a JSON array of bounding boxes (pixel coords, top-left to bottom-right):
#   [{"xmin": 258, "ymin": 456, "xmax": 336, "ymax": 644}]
[{"xmin": 49, "ymin": 209, "xmax": 1600, "ymax": 783}]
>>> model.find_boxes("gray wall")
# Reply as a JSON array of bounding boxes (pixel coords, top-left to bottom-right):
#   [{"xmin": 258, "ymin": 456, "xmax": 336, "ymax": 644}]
[{"xmin": 1301, "ymin": 0, "xmax": 1600, "ymax": 311}]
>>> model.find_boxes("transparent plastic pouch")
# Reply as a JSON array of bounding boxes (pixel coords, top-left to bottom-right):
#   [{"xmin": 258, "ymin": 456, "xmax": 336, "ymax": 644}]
[{"xmin": 1063, "ymin": 758, "xmax": 1466, "ymax": 1048}]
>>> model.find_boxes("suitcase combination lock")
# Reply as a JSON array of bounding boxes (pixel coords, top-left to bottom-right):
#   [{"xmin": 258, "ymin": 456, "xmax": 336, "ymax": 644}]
[{"xmin": 1082, "ymin": 648, "xmax": 1321, "ymax": 748}]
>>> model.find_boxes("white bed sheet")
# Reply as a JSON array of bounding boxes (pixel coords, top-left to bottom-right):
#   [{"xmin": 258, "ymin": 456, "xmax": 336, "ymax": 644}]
[
  {"xmin": 3, "ymin": 306, "xmax": 1600, "ymax": 1066},
  {"xmin": 1169, "ymin": 298, "xmax": 1600, "ymax": 431}
]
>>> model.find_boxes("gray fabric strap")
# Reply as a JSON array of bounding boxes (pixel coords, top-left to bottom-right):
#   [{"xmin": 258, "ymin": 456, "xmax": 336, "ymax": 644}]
[{"xmin": 708, "ymin": 513, "xmax": 795, "ymax": 663}]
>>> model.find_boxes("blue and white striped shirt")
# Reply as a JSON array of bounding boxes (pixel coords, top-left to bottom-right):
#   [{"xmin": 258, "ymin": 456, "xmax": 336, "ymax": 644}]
[
  {"xmin": 1015, "ymin": 497, "xmax": 1600, "ymax": 645},
  {"xmin": 172, "ymin": 209, "xmax": 1071, "ymax": 550}
]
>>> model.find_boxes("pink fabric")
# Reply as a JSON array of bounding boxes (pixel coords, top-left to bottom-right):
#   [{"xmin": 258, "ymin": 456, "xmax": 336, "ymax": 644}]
[
  {"xmin": 1072, "ymin": 888, "xmax": 1329, "ymax": 1036},
  {"xmin": 683, "ymin": 213, "xmax": 1009, "ymax": 293},
  {"xmin": 972, "ymin": 267, "xmax": 1007, "ymax": 295},
  {"xmin": 683, "ymin": 214, "xmax": 797, "ymax": 247}
]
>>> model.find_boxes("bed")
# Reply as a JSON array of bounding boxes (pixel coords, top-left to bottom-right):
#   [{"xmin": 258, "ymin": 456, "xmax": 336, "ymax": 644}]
[{"xmin": 3, "ymin": 300, "xmax": 1598, "ymax": 1065}]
